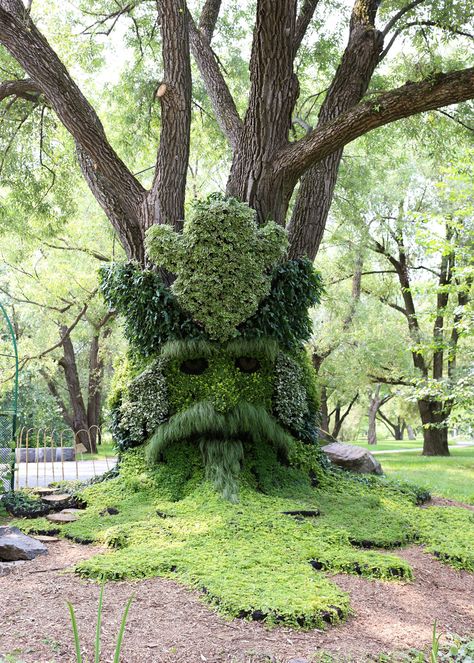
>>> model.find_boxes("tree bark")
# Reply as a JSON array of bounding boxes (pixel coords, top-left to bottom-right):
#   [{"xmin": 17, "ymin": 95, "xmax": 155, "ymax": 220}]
[
  {"xmin": 418, "ymin": 399, "xmax": 450, "ymax": 456},
  {"xmin": 320, "ymin": 386, "xmax": 330, "ymax": 438},
  {"xmin": 288, "ymin": 0, "xmax": 383, "ymax": 259},
  {"xmin": 331, "ymin": 393, "xmax": 358, "ymax": 439},
  {"xmin": 226, "ymin": 0, "xmax": 300, "ymax": 225},
  {"xmin": 58, "ymin": 328, "xmax": 94, "ymax": 452},
  {"xmin": 147, "ymin": 0, "xmax": 192, "ymax": 235},
  {"xmin": 367, "ymin": 385, "xmax": 381, "ymax": 445},
  {"xmin": 406, "ymin": 423, "xmax": 416, "ymax": 440}
]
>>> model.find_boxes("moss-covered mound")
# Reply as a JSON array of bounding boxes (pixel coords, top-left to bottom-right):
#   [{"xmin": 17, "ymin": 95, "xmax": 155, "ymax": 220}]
[{"xmin": 13, "ymin": 442, "xmax": 474, "ymax": 630}]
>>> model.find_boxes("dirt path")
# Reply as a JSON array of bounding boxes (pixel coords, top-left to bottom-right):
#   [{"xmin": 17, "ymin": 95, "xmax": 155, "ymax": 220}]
[{"xmin": 0, "ymin": 539, "xmax": 473, "ymax": 663}]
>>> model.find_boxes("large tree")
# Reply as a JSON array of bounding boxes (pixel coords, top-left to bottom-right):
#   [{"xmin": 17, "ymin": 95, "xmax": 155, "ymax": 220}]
[
  {"xmin": 0, "ymin": 0, "xmax": 472, "ymax": 455},
  {"xmin": 0, "ymin": 0, "xmax": 473, "ymax": 264}
]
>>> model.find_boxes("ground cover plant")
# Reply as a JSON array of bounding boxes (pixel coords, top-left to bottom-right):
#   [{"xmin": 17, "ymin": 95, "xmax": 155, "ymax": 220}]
[{"xmin": 11, "ymin": 444, "xmax": 474, "ymax": 629}]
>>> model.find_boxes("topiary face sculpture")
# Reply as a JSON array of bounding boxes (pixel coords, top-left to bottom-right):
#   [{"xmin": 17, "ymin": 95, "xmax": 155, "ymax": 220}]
[{"xmin": 101, "ymin": 194, "xmax": 323, "ymax": 502}]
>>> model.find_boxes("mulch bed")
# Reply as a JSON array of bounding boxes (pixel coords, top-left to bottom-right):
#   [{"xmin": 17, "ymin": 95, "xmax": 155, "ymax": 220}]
[{"xmin": 0, "ymin": 537, "xmax": 473, "ymax": 662}]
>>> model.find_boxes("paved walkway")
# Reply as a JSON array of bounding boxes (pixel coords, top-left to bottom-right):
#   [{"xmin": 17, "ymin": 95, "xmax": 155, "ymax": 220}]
[
  {"xmin": 371, "ymin": 442, "xmax": 474, "ymax": 455},
  {"xmin": 12, "ymin": 457, "xmax": 117, "ymax": 488}
]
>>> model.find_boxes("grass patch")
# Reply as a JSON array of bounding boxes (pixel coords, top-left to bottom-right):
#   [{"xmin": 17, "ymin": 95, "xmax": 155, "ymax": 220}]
[
  {"xmin": 346, "ymin": 439, "xmax": 422, "ymax": 451},
  {"xmin": 378, "ymin": 447, "xmax": 474, "ymax": 505},
  {"xmin": 80, "ymin": 441, "xmax": 117, "ymax": 461}
]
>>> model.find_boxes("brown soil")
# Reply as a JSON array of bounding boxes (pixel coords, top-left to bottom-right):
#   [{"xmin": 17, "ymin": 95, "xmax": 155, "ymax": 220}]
[
  {"xmin": 0, "ymin": 540, "xmax": 473, "ymax": 663},
  {"xmin": 421, "ymin": 496, "xmax": 474, "ymax": 512}
]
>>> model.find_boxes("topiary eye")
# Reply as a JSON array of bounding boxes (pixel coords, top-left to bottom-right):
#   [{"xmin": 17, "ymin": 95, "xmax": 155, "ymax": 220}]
[
  {"xmin": 235, "ymin": 357, "xmax": 261, "ymax": 373},
  {"xmin": 180, "ymin": 358, "xmax": 208, "ymax": 375}
]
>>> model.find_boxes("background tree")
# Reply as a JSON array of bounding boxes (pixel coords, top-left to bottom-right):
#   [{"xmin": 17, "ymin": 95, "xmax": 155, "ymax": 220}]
[
  {"xmin": 0, "ymin": 208, "xmax": 119, "ymax": 451},
  {"xmin": 314, "ymin": 136, "xmax": 473, "ymax": 454}
]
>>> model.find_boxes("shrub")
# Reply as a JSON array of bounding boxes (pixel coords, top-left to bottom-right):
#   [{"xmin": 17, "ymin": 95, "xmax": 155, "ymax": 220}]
[
  {"xmin": 99, "ymin": 261, "xmax": 205, "ymax": 356},
  {"xmin": 1, "ymin": 490, "xmax": 51, "ymax": 518},
  {"xmin": 240, "ymin": 258, "xmax": 324, "ymax": 350}
]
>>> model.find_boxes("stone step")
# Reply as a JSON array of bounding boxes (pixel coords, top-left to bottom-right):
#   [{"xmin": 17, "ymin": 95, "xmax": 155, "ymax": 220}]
[
  {"xmin": 41, "ymin": 494, "xmax": 72, "ymax": 504},
  {"xmin": 33, "ymin": 535, "xmax": 60, "ymax": 543},
  {"xmin": 46, "ymin": 511, "xmax": 79, "ymax": 523},
  {"xmin": 31, "ymin": 487, "xmax": 60, "ymax": 496}
]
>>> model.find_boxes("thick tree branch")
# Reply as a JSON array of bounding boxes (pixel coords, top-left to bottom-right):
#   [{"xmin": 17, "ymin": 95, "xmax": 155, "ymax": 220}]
[
  {"xmin": 0, "ymin": 77, "xmax": 41, "ymax": 103},
  {"xmin": 287, "ymin": 0, "xmax": 383, "ymax": 259},
  {"xmin": 0, "ymin": 0, "xmax": 146, "ymax": 258},
  {"xmin": 198, "ymin": 0, "xmax": 221, "ymax": 42},
  {"xmin": 187, "ymin": 10, "xmax": 243, "ymax": 148},
  {"xmin": 294, "ymin": 0, "xmax": 319, "ymax": 51},
  {"xmin": 146, "ymin": 0, "xmax": 191, "ymax": 233},
  {"xmin": 226, "ymin": 0, "xmax": 300, "ymax": 224},
  {"xmin": 276, "ymin": 68, "xmax": 474, "ymax": 181}
]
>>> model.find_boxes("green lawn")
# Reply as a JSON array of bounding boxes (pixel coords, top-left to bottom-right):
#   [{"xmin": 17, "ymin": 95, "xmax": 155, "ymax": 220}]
[
  {"xmin": 346, "ymin": 438, "xmax": 423, "ymax": 451},
  {"xmin": 79, "ymin": 440, "xmax": 116, "ymax": 461},
  {"xmin": 377, "ymin": 447, "xmax": 474, "ymax": 505}
]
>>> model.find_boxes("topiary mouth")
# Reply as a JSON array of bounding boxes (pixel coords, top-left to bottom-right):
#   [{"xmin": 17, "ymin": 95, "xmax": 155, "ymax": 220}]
[
  {"xmin": 147, "ymin": 401, "xmax": 293, "ymax": 462},
  {"xmin": 146, "ymin": 401, "xmax": 295, "ymax": 501}
]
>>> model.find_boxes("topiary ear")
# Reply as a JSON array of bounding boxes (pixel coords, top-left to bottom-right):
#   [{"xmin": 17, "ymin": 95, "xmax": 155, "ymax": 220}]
[
  {"xmin": 145, "ymin": 224, "xmax": 184, "ymax": 272},
  {"xmin": 256, "ymin": 221, "xmax": 288, "ymax": 267}
]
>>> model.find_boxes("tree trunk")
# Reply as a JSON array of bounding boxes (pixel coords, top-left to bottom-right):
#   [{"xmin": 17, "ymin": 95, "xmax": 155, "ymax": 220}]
[
  {"xmin": 366, "ymin": 385, "xmax": 394, "ymax": 444},
  {"xmin": 418, "ymin": 399, "xmax": 450, "ymax": 456},
  {"xmin": 367, "ymin": 385, "xmax": 381, "ymax": 445},
  {"xmin": 332, "ymin": 405, "xmax": 342, "ymax": 439},
  {"xmin": 87, "ymin": 332, "xmax": 104, "ymax": 450},
  {"xmin": 320, "ymin": 386, "xmax": 330, "ymax": 436},
  {"xmin": 59, "ymin": 328, "xmax": 97, "ymax": 453},
  {"xmin": 406, "ymin": 424, "xmax": 416, "ymax": 440},
  {"xmin": 392, "ymin": 417, "xmax": 403, "ymax": 440}
]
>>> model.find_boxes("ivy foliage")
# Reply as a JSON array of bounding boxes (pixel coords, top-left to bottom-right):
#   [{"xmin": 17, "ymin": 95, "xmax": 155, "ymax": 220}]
[
  {"xmin": 115, "ymin": 358, "xmax": 169, "ymax": 448},
  {"xmin": 98, "ymin": 261, "xmax": 206, "ymax": 356},
  {"xmin": 164, "ymin": 339, "xmax": 277, "ymax": 415},
  {"xmin": 1, "ymin": 490, "xmax": 51, "ymax": 518},
  {"xmin": 145, "ymin": 194, "xmax": 288, "ymax": 341},
  {"xmin": 12, "ymin": 444, "xmax": 474, "ymax": 629},
  {"xmin": 108, "ymin": 338, "xmax": 320, "ymax": 470},
  {"xmin": 239, "ymin": 257, "xmax": 324, "ymax": 350}
]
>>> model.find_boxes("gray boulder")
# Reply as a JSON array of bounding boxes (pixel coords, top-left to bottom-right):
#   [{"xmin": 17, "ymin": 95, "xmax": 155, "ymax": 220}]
[
  {"xmin": 0, "ymin": 526, "xmax": 48, "ymax": 561},
  {"xmin": 321, "ymin": 442, "xmax": 383, "ymax": 475}
]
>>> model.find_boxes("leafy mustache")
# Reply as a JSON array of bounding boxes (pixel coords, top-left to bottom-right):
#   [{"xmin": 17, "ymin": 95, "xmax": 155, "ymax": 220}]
[{"xmin": 146, "ymin": 401, "xmax": 293, "ymax": 463}]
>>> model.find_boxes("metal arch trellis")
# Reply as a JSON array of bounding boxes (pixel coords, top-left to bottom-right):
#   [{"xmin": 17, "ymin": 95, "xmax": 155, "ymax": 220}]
[{"xmin": 0, "ymin": 300, "xmax": 19, "ymax": 493}]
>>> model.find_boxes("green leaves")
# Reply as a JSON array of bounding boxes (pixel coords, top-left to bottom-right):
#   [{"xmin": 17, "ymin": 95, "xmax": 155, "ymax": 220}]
[
  {"xmin": 99, "ymin": 261, "xmax": 206, "ymax": 356},
  {"xmin": 240, "ymin": 258, "xmax": 324, "ymax": 350},
  {"xmin": 144, "ymin": 194, "xmax": 288, "ymax": 342}
]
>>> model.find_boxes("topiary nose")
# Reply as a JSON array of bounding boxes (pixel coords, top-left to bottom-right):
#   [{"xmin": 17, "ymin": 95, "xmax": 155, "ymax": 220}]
[{"xmin": 208, "ymin": 371, "xmax": 239, "ymax": 414}]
